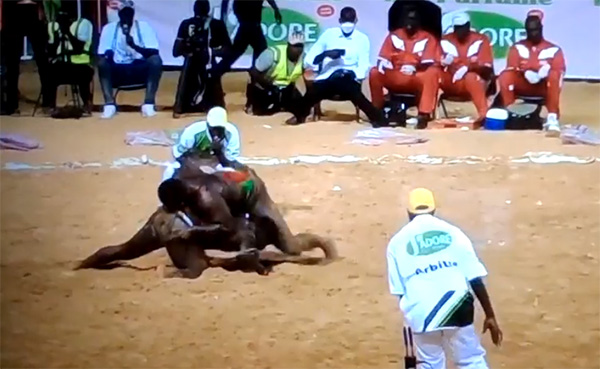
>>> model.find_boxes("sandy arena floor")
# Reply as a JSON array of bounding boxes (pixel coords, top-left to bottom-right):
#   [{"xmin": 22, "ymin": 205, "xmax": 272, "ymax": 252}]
[{"xmin": 1, "ymin": 69, "xmax": 600, "ymax": 368}]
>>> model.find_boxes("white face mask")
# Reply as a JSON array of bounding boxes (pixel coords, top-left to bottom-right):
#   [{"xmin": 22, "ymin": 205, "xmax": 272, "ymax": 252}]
[{"xmin": 340, "ymin": 22, "xmax": 355, "ymax": 35}]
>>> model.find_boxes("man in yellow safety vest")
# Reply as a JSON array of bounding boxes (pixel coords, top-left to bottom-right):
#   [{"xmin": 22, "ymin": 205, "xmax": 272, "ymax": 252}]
[
  {"xmin": 46, "ymin": 9, "xmax": 94, "ymax": 113},
  {"xmin": 245, "ymin": 30, "xmax": 305, "ymax": 116}
]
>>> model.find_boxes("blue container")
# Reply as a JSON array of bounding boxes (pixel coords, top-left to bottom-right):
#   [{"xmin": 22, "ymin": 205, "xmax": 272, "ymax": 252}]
[{"xmin": 484, "ymin": 108, "xmax": 508, "ymax": 131}]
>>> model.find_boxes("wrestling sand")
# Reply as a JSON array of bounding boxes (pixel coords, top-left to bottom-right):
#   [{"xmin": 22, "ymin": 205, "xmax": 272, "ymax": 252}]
[{"xmin": 1, "ymin": 68, "xmax": 599, "ymax": 368}]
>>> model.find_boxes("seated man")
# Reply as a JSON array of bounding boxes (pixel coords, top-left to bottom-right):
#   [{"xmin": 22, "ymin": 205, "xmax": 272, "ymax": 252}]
[
  {"xmin": 440, "ymin": 12, "xmax": 494, "ymax": 124},
  {"xmin": 498, "ymin": 10, "xmax": 565, "ymax": 135},
  {"xmin": 172, "ymin": 0, "xmax": 232, "ymax": 116},
  {"xmin": 162, "ymin": 106, "xmax": 242, "ymax": 182},
  {"xmin": 97, "ymin": 0, "xmax": 163, "ymax": 119},
  {"xmin": 245, "ymin": 30, "xmax": 305, "ymax": 116},
  {"xmin": 46, "ymin": 9, "xmax": 94, "ymax": 114},
  {"xmin": 369, "ymin": 7, "xmax": 440, "ymax": 129},
  {"xmin": 286, "ymin": 7, "xmax": 384, "ymax": 126}
]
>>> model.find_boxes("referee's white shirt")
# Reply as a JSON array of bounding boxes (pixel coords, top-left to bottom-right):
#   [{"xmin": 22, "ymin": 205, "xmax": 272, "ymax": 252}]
[
  {"xmin": 304, "ymin": 26, "xmax": 371, "ymax": 81},
  {"xmin": 386, "ymin": 214, "xmax": 488, "ymax": 333}
]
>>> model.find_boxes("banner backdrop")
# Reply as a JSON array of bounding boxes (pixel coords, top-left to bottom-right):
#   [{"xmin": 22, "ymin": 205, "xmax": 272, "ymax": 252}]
[{"xmin": 109, "ymin": 0, "xmax": 600, "ymax": 80}]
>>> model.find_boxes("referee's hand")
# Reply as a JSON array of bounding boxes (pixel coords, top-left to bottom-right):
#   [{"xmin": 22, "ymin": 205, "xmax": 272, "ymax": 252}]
[{"xmin": 483, "ymin": 317, "xmax": 503, "ymax": 346}]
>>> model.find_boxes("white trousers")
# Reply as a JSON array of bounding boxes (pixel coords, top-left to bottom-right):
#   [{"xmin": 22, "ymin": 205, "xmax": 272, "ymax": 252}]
[
  {"xmin": 414, "ymin": 325, "xmax": 488, "ymax": 369},
  {"xmin": 161, "ymin": 161, "xmax": 181, "ymax": 182}
]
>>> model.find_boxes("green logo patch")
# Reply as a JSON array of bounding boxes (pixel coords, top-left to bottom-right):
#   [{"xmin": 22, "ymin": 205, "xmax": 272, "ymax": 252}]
[
  {"xmin": 466, "ymin": 10, "xmax": 525, "ymax": 59},
  {"xmin": 406, "ymin": 231, "xmax": 453, "ymax": 256},
  {"xmin": 193, "ymin": 131, "xmax": 212, "ymax": 152}
]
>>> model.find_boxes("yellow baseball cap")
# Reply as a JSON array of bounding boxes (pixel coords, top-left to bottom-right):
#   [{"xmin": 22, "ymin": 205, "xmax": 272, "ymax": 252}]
[{"xmin": 408, "ymin": 188, "xmax": 436, "ymax": 214}]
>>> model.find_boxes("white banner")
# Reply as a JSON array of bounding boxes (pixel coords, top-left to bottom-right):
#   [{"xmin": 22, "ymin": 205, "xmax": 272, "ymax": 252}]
[{"xmin": 115, "ymin": 0, "xmax": 600, "ymax": 79}]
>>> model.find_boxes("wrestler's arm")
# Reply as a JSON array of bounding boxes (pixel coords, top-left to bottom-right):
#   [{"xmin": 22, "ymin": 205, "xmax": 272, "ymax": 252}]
[
  {"xmin": 170, "ymin": 223, "xmax": 223, "ymax": 242},
  {"xmin": 214, "ymin": 126, "xmax": 243, "ymax": 169},
  {"xmin": 191, "ymin": 186, "xmax": 256, "ymax": 250}
]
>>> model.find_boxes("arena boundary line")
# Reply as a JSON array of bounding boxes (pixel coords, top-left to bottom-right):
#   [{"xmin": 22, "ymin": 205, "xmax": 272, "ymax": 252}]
[{"xmin": 2, "ymin": 152, "xmax": 599, "ymax": 172}]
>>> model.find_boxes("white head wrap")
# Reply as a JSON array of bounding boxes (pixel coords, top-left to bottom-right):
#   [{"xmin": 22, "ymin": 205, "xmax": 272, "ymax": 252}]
[
  {"xmin": 206, "ymin": 107, "xmax": 228, "ymax": 128},
  {"xmin": 452, "ymin": 12, "xmax": 470, "ymax": 26}
]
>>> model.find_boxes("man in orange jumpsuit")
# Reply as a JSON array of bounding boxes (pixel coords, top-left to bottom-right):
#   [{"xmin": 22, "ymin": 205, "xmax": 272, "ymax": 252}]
[
  {"xmin": 498, "ymin": 10, "xmax": 566, "ymax": 135},
  {"xmin": 369, "ymin": 7, "xmax": 440, "ymax": 129},
  {"xmin": 440, "ymin": 12, "xmax": 494, "ymax": 124}
]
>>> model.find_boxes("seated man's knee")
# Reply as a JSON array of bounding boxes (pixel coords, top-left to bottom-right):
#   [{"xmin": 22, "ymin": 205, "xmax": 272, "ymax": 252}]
[
  {"xmin": 97, "ymin": 57, "xmax": 111, "ymax": 72},
  {"xmin": 369, "ymin": 67, "xmax": 380, "ymax": 81},
  {"xmin": 464, "ymin": 72, "xmax": 478, "ymax": 81},
  {"xmin": 463, "ymin": 72, "xmax": 482, "ymax": 84},
  {"xmin": 547, "ymin": 70, "xmax": 562, "ymax": 83},
  {"xmin": 497, "ymin": 70, "xmax": 514, "ymax": 87},
  {"xmin": 421, "ymin": 66, "xmax": 440, "ymax": 79},
  {"xmin": 147, "ymin": 54, "xmax": 163, "ymax": 68}
]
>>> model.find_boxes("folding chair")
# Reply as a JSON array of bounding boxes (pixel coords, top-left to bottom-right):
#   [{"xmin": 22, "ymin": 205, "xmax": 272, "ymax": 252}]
[
  {"xmin": 310, "ymin": 64, "xmax": 361, "ymax": 122},
  {"xmin": 313, "ymin": 93, "xmax": 361, "ymax": 122},
  {"xmin": 385, "ymin": 92, "xmax": 418, "ymax": 126},
  {"xmin": 516, "ymin": 95, "xmax": 545, "ymax": 108},
  {"xmin": 113, "ymin": 83, "xmax": 147, "ymax": 103},
  {"xmin": 32, "ymin": 84, "xmax": 82, "ymax": 117}
]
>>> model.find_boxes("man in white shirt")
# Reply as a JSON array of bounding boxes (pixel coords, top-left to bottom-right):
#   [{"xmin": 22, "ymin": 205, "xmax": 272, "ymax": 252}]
[
  {"xmin": 285, "ymin": 7, "xmax": 384, "ymax": 127},
  {"xmin": 162, "ymin": 106, "xmax": 242, "ymax": 182},
  {"xmin": 97, "ymin": 0, "xmax": 163, "ymax": 119},
  {"xmin": 386, "ymin": 188, "xmax": 503, "ymax": 369}
]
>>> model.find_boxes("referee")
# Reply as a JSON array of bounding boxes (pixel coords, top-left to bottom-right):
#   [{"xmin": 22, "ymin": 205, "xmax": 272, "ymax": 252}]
[{"xmin": 386, "ymin": 188, "xmax": 503, "ymax": 369}]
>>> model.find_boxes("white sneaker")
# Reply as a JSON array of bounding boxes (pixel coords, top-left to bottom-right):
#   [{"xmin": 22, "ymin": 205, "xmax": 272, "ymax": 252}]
[
  {"xmin": 141, "ymin": 104, "xmax": 157, "ymax": 117},
  {"xmin": 101, "ymin": 104, "xmax": 117, "ymax": 119},
  {"xmin": 544, "ymin": 113, "xmax": 561, "ymax": 137}
]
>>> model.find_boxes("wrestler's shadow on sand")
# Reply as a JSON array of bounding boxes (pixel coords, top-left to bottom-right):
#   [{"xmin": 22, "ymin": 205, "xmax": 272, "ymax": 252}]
[{"xmin": 92, "ymin": 249, "xmax": 333, "ymax": 276}]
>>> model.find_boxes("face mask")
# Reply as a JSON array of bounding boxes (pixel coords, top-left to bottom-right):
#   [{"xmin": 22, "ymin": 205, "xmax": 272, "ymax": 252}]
[{"xmin": 340, "ymin": 22, "xmax": 355, "ymax": 35}]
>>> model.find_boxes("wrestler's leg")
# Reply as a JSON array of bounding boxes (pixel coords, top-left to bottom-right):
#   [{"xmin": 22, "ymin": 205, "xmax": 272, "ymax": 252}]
[
  {"xmin": 76, "ymin": 208, "xmax": 169, "ymax": 269},
  {"xmin": 250, "ymin": 184, "xmax": 338, "ymax": 260},
  {"xmin": 163, "ymin": 241, "xmax": 210, "ymax": 279},
  {"xmin": 198, "ymin": 185, "xmax": 257, "ymax": 253}
]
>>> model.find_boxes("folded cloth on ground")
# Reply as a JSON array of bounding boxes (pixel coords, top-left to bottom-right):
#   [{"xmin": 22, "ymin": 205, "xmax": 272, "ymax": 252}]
[
  {"xmin": 0, "ymin": 134, "xmax": 42, "ymax": 151},
  {"xmin": 125, "ymin": 130, "xmax": 183, "ymax": 146},
  {"xmin": 560, "ymin": 125, "xmax": 600, "ymax": 146},
  {"xmin": 352, "ymin": 128, "xmax": 428, "ymax": 146}
]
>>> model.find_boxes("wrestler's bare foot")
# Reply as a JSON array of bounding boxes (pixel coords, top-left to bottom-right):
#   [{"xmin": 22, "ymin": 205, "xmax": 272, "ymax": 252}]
[{"xmin": 236, "ymin": 249, "xmax": 270, "ymax": 276}]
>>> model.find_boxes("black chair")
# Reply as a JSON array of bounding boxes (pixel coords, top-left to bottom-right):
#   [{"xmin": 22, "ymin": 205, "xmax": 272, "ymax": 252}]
[
  {"xmin": 385, "ymin": 92, "xmax": 418, "ymax": 126},
  {"xmin": 33, "ymin": 83, "xmax": 82, "ymax": 117},
  {"xmin": 517, "ymin": 95, "xmax": 545, "ymax": 107},
  {"xmin": 113, "ymin": 83, "xmax": 147, "ymax": 103},
  {"xmin": 313, "ymin": 93, "xmax": 361, "ymax": 122}
]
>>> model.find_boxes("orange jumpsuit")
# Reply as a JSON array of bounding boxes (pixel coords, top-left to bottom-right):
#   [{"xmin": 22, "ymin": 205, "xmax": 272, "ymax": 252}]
[
  {"xmin": 498, "ymin": 39, "xmax": 566, "ymax": 116},
  {"xmin": 369, "ymin": 29, "xmax": 440, "ymax": 114},
  {"xmin": 440, "ymin": 31, "xmax": 493, "ymax": 119}
]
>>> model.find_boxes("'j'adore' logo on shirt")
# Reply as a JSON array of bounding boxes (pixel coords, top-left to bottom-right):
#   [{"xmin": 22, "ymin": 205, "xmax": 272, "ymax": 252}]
[{"xmin": 406, "ymin": 231, "xmax": 453, "ymax": 256}]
